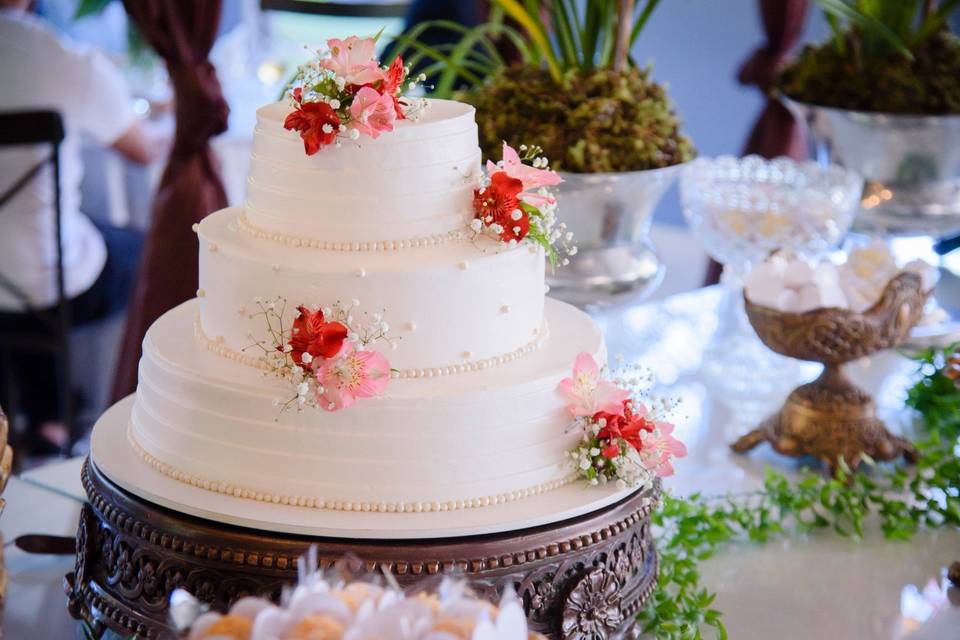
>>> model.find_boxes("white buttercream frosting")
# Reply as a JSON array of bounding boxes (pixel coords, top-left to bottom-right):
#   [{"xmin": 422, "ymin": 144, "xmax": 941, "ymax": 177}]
[
  {"xmin": 127, "ymin": 96, "xmax": 613, "ymax": 515},
  {"xmin": 198, "ymin": 208, "xmax": 547, "ymax": 372},
  {"xmin": 130, "ymin": 298, "xmax": 603, "ymax": 511},
  {"xmin": 245, "ymin": 100, "xmax": 480, "ymax": 243}
]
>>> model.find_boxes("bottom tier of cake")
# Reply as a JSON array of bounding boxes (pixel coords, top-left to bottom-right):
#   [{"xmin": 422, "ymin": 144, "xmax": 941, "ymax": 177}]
[{"xmin": 127, "ymin": 297, "xmax": 604, "ymax": 515}]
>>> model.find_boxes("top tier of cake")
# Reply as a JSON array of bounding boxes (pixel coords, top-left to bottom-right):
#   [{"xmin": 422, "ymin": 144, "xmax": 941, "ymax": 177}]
[
  {"xmin": 196, "ymin": 97, "xmax": 548, "ymax": 374},
  {"xmin": 245, "ymin": 99, "xmax": 479, "ymax": 244}
]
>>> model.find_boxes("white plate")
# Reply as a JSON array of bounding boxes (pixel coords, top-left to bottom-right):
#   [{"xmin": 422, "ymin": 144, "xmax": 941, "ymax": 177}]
[{"xmin": 91, "ymin": 397, "xmax": 639, "ymax": 540}]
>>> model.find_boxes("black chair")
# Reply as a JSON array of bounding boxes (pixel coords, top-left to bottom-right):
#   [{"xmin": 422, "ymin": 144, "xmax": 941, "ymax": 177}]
[
  {"xmin": 260, "ymin": 0, "xmax": 410, "ymax": 18},
  {"xmin": 0, "ymin": 110, "xmax": 74, "ymax": 455}
]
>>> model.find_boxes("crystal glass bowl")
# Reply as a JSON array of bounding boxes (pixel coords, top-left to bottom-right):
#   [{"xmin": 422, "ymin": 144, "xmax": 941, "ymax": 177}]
[
  {"xmin": 678, "ymin": 156, "xmax": 862, "ymax": 405},
  {"xmin": 680, "ymin": 155, "xmax": 863, "ymax": 272}
]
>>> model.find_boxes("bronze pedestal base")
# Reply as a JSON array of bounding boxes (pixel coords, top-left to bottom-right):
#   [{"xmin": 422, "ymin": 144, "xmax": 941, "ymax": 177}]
[
  {"xmin": 732, "ymin": 365, "xmax": 916, "ymax": 473},
  {"xmin": 67, "ymin": 459, "xmax": 659, "ymax": 639},
  {"xmin": 737, "ymin": 272, "xmax": 928, "ymax": 473}
]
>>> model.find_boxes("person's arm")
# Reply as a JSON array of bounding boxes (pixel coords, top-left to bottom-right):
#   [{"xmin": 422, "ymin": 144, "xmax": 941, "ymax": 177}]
[
  {"xmin": 110, "ymin": 119, "xmax": 169, "ymax": 165},
  {"xmin": 75, "ymin": 45, "xmax": 172, "ymax": 164}
]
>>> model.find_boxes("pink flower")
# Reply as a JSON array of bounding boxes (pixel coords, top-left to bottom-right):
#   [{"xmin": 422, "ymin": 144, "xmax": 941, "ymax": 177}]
[
  {"xmin": 637, "ymin": 421, "xmax": 687, "ymax": 477},
  {"xmin": 321, "ymin": 36, "xmax": 384, "ymax": 86},
  {"xmin": 349, "ymin": 86, "xmax": 397, "ymax": 139},
  {"xmin": 558, "ymin": 352, "xmax": 629, "ymax": 417},
  {"xmin": 486, "ymin": 142, "xmax": 562, "ymax": 207},
  {"xmin": 314, "ymin": 343, "xmax": 390, "ymax": 411}
]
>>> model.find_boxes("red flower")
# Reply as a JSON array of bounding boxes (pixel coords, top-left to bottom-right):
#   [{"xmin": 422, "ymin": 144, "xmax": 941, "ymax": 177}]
[
  {"xmin": 380, "ymin": 56, "xmax": 407, "ymax": 119},
  {"xmin": 473, "ymin": 171, "xmax": 529, "ymax": 242},
  {"xmin": 283, "ymin": 88, "xmax": 341, "ymax": 156},
  {"xmin": 601, "ymin": 441, "xmax": 621, "ymax": 460},
  {"xmin": 286, "ymin": 305, "xmax": 348, "ymax": 369},
  {"xmin": 594, "ymin": 400, "xmax": 654, "ymax": 456}
]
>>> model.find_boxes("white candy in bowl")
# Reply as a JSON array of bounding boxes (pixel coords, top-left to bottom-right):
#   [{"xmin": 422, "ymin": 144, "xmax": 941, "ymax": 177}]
[{"xmin": 744, "ymin": 243, "xmax": 939, "ymax": 314}]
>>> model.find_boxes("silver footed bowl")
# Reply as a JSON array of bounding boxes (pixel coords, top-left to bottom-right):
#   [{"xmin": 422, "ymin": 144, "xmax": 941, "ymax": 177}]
[
  {"xmin": 784, "ymin": 97, "xmax": 960, "ymax": 238},
  {"xmin": 547, "ymin": 163, "xmax": 686, "ymax": 305}
]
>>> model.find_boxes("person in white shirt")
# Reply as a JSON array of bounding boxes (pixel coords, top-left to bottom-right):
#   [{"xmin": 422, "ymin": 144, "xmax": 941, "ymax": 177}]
[{"xmin": 0, "ymin": 0, "xmax": 167, "ymax": 453}]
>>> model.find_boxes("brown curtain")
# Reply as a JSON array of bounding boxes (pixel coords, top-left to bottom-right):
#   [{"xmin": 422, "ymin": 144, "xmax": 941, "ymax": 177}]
[
  {"xmin": 704, "ymin": 0, "xmax": 809, "ymax": 285},
  {"xmin": 738, "ymin": 0, "xmax": 808, "ymax": 159},
  {"xmin": 111, "ymin": 0, "xmax": 229, "ymax": 401}
]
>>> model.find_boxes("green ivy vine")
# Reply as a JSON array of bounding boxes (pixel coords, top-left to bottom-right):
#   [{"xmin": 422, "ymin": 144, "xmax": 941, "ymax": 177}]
[{"xmin": 640, "ymin": 345, "xmax": 960, "ymax": 639}]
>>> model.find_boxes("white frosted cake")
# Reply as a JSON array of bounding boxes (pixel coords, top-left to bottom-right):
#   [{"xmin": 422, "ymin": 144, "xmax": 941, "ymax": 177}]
[{"xmin": 123, "ymin": 95, "xmax": 607, "ymax": 515}]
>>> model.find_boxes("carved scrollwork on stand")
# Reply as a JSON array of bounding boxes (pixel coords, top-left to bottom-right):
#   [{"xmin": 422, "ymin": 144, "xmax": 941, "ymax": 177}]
[
  {"xmin": 561, "ymin": 567, "xmax": 624, "ymax": 639},
  {"xmin": 67, "ymin": 459, "xmax": 660, "ymax": 639}
]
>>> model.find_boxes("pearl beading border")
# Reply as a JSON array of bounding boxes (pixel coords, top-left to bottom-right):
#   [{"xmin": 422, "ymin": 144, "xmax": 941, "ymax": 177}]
[
  {"xmin": 236, "ymin": 212, "xmax": 467, "ymax": 252},
  {"xmin": 127, "ymin": 425, "xmax": 577, "ymax": 514},
  {"xmin": 193, "ymin": 315, "xmax": 549, "ymax": 380}
]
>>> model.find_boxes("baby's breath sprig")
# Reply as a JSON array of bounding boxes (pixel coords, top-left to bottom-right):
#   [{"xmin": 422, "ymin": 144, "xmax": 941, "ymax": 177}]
[
  {"xmin": 241, "ymin": 296, "xmax": 397, "ymax": 417},
  {"xmin": 321, "ymin": 299, "xmax": 399, "ymax": 352},
  {"xmin": 568, "ymin": 418, "xmax": 650, "ymax": 489},
  {"xmin": 470, "ymin": 142, "xmax": 576, "ymax": 269},
  {"xmin": 241, "ymin": 297, "xmax": 315, "ymax": 414},
  {"xmin": 517, "ymin": 144, "xmax": 576, "ymax": 270}
]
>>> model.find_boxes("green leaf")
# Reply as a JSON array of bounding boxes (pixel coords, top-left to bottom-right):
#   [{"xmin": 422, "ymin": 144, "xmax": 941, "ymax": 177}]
[
  {"xmin": 492, "ymin": 0, "xmax": 562, "ymax": 80},
  {"xmin": 815, "ymin": 0, "xmax": 914, "ymax": 60},
  {"xmin": 550, "ymin": 0, "xmax": 582, "ymax": 68},
  {"xmin": 73, "ymin": 0, "xmax": 113, "ymax": 19},
  {"xmin": 597, "ymin": 0, "xmax": 619, "ymax": 69},
  {"xmin": 630, "ymin": 0, "xmax": 662, "ymax": 46},
  {"xmin": 389, "ymin": 33, "xmax": 485, "ymax": 97},
  {"xmin": 824, "ymin": 12, "xmax": 848, "ymax": 54},
  {"xmin": 581, "ymin": 0, "xmax": 603, "ymax": 71}
]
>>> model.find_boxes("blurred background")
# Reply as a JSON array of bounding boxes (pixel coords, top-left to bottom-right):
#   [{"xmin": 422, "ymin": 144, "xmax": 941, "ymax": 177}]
[{"xmin": 6, "ymin": 0, "xmax": 957, "ymax": 461}]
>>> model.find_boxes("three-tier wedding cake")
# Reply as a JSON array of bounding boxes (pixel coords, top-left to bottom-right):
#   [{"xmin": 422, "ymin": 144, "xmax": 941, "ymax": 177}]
[
  {"xmin": 95, "ymin": 36, "xmax": 682, "ymax": 532},
  {"xmin": 128, "ymin": 98, "xmax": 603, "ymax": 514}
]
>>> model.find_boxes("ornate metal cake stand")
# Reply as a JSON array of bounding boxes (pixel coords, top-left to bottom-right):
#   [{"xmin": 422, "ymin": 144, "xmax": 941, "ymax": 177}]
[{"xmin": 67, "ymin": 459, "xmax": 660, "ymax": 639}]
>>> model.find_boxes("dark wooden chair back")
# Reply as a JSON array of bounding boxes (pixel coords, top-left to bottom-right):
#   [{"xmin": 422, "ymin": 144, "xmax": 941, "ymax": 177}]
[{"xmin": 0, "ymin": 110, "xmax": 74, "ymax": 454}]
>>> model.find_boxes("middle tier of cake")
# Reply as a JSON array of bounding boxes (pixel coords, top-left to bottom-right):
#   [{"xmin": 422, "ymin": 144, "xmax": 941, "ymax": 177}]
[{"xmin": 198, "ymin": 207, "xmax": 547, "ymax": 373}]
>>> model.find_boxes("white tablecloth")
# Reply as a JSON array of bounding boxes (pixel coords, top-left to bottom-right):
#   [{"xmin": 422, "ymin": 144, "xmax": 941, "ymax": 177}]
[{"xmin": 3, "ymin": 284, "xmax": 959, "ymax": 638}]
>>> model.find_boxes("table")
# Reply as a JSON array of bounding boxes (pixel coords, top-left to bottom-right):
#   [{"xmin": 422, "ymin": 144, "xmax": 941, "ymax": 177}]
[{"xmin": 3, "ymin": 286, "xmax": 959, "ymax": 639}]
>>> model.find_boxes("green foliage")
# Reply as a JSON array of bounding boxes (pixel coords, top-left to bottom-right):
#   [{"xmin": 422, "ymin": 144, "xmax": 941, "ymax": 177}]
[
  {"xmin": 73, "ymin": 0, "xmax": 114, "ymax": 19},
  {"xmin": 780, "ymin": 1, "xmax": 960, "ymax": 113},
  {"xmin": 905, "ymin": 343, "xmax": 960, "ymax": 436},
  {"xmin": 817, "ymin": 0, "xmax": 959, "ymax": 60},
  {"xmin": 641, "ymin": 348, "xmax": 960, "ymax": 638},
  {"xmin": 459, "ymin": 65, "xmax": 693, "ymax": 173},
  {"xmin": 492, "ymin": 0, "xmax": 662, "ymax": 79},
  {"xmin": 391, "ymin": 1, "xmax": 693, "ymax": 173},
  {"xmin": 391, "ymin": 0, "xmax": 664, "ymax": 94}
]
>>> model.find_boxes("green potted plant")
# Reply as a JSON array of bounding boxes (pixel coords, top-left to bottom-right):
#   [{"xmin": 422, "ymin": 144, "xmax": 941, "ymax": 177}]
[
  {"xmin": 393, "ymin": 0, "xmax": 694, "ymax": 302},
  {"xmin": 778, "ymin": 0, "xmax": 960, "ymax": 239}
]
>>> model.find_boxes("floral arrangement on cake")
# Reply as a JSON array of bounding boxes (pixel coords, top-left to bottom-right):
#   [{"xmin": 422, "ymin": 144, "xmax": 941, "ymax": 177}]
[
  {"xmin": 171, "ymin": 549, "xmax": 543, "ymax": 640},
  {"xmin": 471, "ymin": 142, "xmax": 576, "ymax": 267},
  {"xmin": 559, "ymin": 353, "xmax": 686, "ymax": 488},
  {"xmin": 244, "ymin": 298, "xmax": 395, "ymax": 413},
  {"xmin": 283, "ymin": 33, "xmax": 428, "ymax": 155}
]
